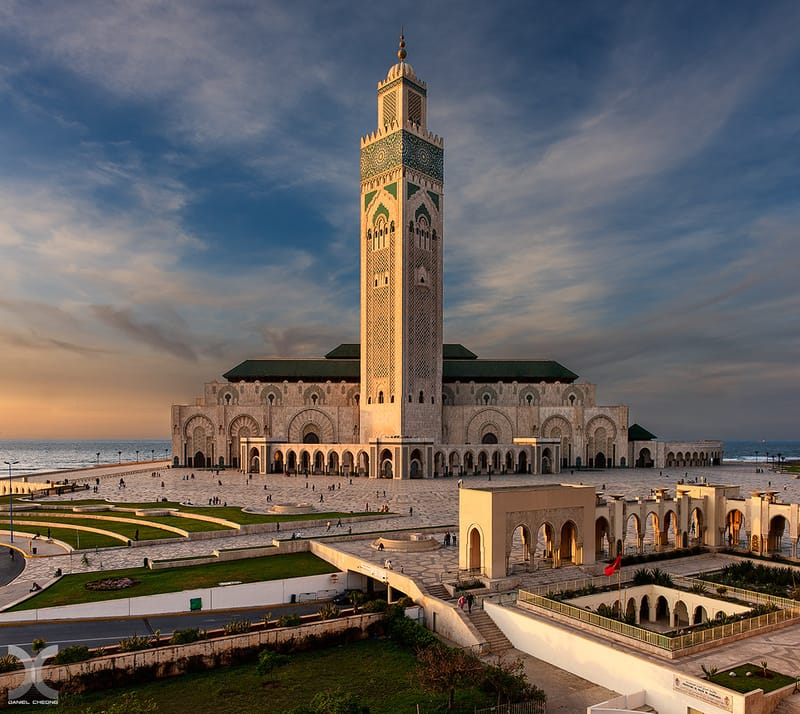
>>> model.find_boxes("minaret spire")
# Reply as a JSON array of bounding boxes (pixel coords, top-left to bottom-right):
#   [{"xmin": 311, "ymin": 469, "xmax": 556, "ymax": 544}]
[{"xmin": 398, "ymin": 31, "xmax": 407, "ymax": 62}]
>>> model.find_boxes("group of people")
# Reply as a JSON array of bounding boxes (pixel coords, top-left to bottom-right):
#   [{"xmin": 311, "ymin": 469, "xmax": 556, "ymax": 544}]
[
  {"xmin": 207, "ymin": 496, "xmax": 226, "ymax": 506},
  {"xmin": 443, "ymin": 531, "xmax": 457, "ymax": 547}
]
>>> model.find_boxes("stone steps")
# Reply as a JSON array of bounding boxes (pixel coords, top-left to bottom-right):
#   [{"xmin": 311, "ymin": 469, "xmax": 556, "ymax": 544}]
[
  {"xmin": 426, "ymin": 583, "xmax": 452, "ymax": 600},
  {"xmin": 468, "ymin": 609, "xmax": 513, "ymax": 653}
]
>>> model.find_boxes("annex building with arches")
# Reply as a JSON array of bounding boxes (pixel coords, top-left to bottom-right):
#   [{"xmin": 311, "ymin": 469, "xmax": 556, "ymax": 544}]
[
  {"xmin": 171, "ymin": 40, "xmax": 720, "ymax": 480},
  {"xmin": 460, "ymin": 481, "xmax": 800, "ymax": 579}
]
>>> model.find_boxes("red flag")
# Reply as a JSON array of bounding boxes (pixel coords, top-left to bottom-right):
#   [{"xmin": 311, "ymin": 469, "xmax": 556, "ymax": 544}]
[{"xmin": 604, "ymin": 554, "xmax": 621, "ymax": 577}]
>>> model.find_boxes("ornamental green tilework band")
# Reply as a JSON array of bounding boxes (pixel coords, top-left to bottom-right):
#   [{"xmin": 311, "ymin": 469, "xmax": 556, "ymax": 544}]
[{"xmin": 361, "ymin": 130, "xmax": 444, "ymax": 182}]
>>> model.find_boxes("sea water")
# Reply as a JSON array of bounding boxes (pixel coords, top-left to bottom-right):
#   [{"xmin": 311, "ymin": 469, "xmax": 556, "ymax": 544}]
[{"xmin": 0, "ymin": 439, "xmax": 171, "ymax": 476}]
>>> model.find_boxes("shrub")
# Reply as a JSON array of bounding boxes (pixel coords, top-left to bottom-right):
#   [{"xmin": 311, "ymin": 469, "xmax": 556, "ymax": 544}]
[
  {"xmin": 223, "ymin": 618, "xmax": 252, "ymax": 635},
  {"xmin": 52, "ymin": 645, "xmax": 92, "ymax": 664},
  {"xmin": 387, "ymin": 615, "xmax": 437, "ymax": 651},
  {"xmin": 361, "ymin": 598, "xmax": 388, "ymax": 613},
  {"xmin": 277, "ymin": 613, "xmax": 302, "ymax": 628},
  {"xmin": 118, "ymin": 634, "xmax": 153, "ymax": 652},
  {"xmin": 170, "ymin": 628, "xmax": 205, "ymax": 645},
  {"xmin": 318, "ymin": 602, "xmax": 341, "ymax": 620},
  {"xmin": 31, "ymin": 638, "xmax": 46, "ymax": 654},
  {"xmin": 0, "ymin": 654, "xmax": 21, "ymax": 673}
]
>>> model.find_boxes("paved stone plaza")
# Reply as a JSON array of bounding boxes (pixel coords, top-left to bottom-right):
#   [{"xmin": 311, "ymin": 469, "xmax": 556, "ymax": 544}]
[{"xmin": 3, "ymin": 461, "xmax": 800, "ymax": 711}]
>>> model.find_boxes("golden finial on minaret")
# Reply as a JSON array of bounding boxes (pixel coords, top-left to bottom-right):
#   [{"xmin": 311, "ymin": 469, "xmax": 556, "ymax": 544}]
[{"xmin": 398, "ymin": 31, "xmax": 407, "ymax": 61}]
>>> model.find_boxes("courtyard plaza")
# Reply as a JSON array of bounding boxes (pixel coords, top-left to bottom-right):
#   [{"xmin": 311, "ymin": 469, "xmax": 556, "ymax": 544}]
[{"xmin": 3, "ymin": 462, "xmax": 800, "ymax": 711}]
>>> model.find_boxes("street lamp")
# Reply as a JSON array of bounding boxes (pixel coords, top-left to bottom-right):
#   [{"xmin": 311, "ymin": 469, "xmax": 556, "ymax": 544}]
[
  {"xmin": 118, "ymin": 450, "xmax": 122, "ymax": 464},
  {"xmin": 136, "ymin": 450, "xmax": 139, "ymax": 462},
  {"xmin": 165, "ymin": 447, "xmax": 169, "ymax": 462},
  {"xmin": 4, "ymin": 461, "xmax": 19, "ymax": 543},
  {"xmin": 151, "ymin": 449, "xmax": 155, "ymax": 461},
  {"xmin": 96, "ymin": 452, "xmax": 100, "ymax": 466}
]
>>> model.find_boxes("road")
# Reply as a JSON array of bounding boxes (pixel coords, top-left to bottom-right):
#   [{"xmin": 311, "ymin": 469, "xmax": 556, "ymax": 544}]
[{"xmin": 0, "ymin": 601, "xmax": 327, "ymax": 656}]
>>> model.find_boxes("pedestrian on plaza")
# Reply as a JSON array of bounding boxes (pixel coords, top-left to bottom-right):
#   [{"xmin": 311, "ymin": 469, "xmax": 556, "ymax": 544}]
[
  {"xmin": 452, "ymin": 533, "xmax": 457, "ymax": 546},
  {"xmin": 466, "ymin": 592, "xmax": 475, "ymax": 613},
  {"xmin": 326, "ymin": 521, "xmax": 331, "ymax": 531},
  {"xmin": 457, "ymin": 595, "xmax": 465, "ymax": 610},
  {"xmin": 409, "ymin": 506, "xmax": 413, "ymax": 516}
]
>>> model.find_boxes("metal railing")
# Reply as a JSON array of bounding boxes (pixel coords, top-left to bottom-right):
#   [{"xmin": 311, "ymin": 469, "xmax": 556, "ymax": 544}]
[
  {"xmin": 475, "ymin": 701, "xmax": 546, "ymax": 714},
  {"xmin": 516, "ymin": 586, "xmax": 800, "ymax": 653}
]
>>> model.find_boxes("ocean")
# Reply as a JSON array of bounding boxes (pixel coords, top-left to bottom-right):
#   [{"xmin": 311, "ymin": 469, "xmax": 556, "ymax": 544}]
[
  {"xmin": 0, "ymin": 439, "xmax": 797, "ymax": 477},
  {"xmin": 0, "ymin": 439, "xmax": 171, "ymax": 476}
]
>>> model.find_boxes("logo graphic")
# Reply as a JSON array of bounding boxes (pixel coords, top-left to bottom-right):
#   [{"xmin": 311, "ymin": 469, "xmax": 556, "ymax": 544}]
[{"xmin": 7, "ymin": 645, "xmax": 59, "ymax": 705}]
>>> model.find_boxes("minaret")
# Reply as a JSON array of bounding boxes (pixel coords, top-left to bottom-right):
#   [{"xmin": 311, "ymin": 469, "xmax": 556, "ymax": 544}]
[{"xmin": 359, "ymin": 36, "xmax": 444, "ymax": 478}]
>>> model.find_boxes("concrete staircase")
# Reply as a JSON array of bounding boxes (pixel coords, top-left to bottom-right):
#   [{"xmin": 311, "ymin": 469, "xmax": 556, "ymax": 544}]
[
  {"xmin": 468, "ymin": 609, "xmax": 513, "ymax": 653},
  {"xmin": 426, "ymin": 583, "xmax": 452, "ymax": 600}
]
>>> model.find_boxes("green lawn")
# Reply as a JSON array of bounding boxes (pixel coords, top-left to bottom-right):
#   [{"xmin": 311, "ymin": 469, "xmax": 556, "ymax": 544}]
[
  {"xmin": 9, "ymin": 552, "xmax": 338, "ymax": 611},
  {"xmin": 30, "ymin": 500, "xmax": 381, "ymax": 525},
  {"xmin": 33, "ymin": 638, "xmax": 494, "ymax": 713},
  {"xmin": 709, "ymin": 664, "xmax": 795, "ymax": 693},
  {"xmin": 144, "ymin": 515, "xmax": 235, "ymax": 532},
  {"xmin": 4, "ymin": 515, "xmax": 179, "ymax": 542},
  {"xmin": 7, "ymin": 524, "xmax": 121, "ymax": 549}
]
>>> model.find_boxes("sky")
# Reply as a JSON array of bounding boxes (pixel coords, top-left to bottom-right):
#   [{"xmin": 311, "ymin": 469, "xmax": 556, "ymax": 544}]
[{"xmin": 0, "ymin": 1, "xmax": 798, "ymax": 441}]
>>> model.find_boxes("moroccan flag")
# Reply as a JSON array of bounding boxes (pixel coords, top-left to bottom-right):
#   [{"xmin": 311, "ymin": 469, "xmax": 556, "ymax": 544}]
[{"xmin": 604, "ymin": 554, "xmax": 621, "ymax": 577}]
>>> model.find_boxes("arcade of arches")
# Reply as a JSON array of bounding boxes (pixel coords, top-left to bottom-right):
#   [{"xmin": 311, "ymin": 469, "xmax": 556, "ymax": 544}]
[{"xmin": 461, "ymin": 482, "xmax": 800, "ymax": 579}]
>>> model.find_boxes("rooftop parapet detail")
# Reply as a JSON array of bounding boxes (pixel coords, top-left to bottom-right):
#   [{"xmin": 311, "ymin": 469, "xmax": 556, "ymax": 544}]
[{"xmin": 361, "ymin": 119, "xmax": 443, "ymax": 148}]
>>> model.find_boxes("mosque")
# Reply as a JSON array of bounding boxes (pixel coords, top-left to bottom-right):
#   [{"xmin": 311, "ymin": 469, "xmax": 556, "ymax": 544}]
[{"xmin": 171, "ymin": 38, "xmax": 722, "ymax": 479}]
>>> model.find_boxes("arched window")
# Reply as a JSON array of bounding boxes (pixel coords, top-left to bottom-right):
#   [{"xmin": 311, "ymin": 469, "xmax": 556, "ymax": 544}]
[
  {"xmin": 268, "ymin": 393, "xmax": 275, "ymax": 405},
  {"xmin": 311, "ymin": 394, "xmax": 318, "ymax": 405},
  {"xmin": 483, "ymin": 394, "xmax": 490, "ymax": 405},
  {"xmin": 225, "ymin": 393, "xmax": 232, "ymax": 404},
  {"xmin": 378, "ymin": 391, "xmax": 384, "ymax": 404},
  {"xmin": 408, "ymin": 394, "xmax": 412, "ymax": 403},
  {"xmin": 526, "ymin": 394, "xmax": 533, "ymax": 406},
  {"xmin": 419, "ymin": 390, "xmax": 424, "ymax": 403},
  {"xmin": 390, "ymin": 395, "xmax": 395, "ymax": 403},
  {"xmin": 569, "ymin": 394, "xmax": 576, "ymax": 406}
]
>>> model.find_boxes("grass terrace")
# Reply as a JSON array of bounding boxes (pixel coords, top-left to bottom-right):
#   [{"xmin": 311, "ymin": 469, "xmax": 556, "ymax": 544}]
[
  {"xmin": 26, "ymin": 638, "xmax": 496, "ymax": 713},
  {"xmin": 8, "ymin": 553, "xmax": 338, "ymax": 610},
  {"xmin": 2, "ymin": 514, "xmax": 180, "ymax": 542},
  {"xmin": 707, "ymin": 663, "xmax": 796, "ymax": 694},
  {"xmin": 5, "ymin": 525, "xmax": 120, "ymax": 550}
]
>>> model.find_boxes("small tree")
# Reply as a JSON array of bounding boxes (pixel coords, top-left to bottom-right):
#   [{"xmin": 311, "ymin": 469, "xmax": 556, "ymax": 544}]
[
  {"xmin": 416, "ymin": 644, "xmax": 483, "ymax": 710},
  {"xmin": 481, "ymin": 655, "xmax": 546, "ymax": 706},
  {"xmin": 348, "ymin": 590, "xmax": 366, "ymax": 613},
  {"xmin": 257, "ymin": 649, "xmax": 290, "ymax": 683},
  {"xmin": 701, "ymin": 664, "xmax": 719, "ymax": 680},
  {"xmin": 31, "ymin": 638, "xmax": 46, "ymax": 654}
]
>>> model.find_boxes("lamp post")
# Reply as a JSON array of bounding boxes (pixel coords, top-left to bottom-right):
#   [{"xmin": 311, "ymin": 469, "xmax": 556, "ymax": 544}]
[
  {"xmin": 136, "ymin": 450, "xmax": 139, "ymax": 463},
  {"xmin": 151, "ymin": 449, "xmax": 155, "ymax": 462},
  {"xmin": 4, "ymin": 461, "xmax": 19, "ymax": 543},
  {"xmin": 118, "ymin": 450, "xmax": 122, "ymax": 464},
  {"xmin": 165, "ymin": 447, "xmax": 169, "ymax": 462},
  {"xmin": 96, "ymin": 452, "xmax": 100, "ymax": 466}
]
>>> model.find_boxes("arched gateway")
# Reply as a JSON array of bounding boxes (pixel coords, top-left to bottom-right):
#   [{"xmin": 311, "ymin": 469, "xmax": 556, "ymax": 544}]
[{"xmin": 459, "ymin": 483, "xmax": 596, "ymax": 578}]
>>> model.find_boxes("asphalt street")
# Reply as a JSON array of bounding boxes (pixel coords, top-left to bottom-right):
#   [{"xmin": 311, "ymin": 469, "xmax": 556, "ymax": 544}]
[{"xmin": 0, "ymin": 601, "xmax": 326, "ymax": 656}]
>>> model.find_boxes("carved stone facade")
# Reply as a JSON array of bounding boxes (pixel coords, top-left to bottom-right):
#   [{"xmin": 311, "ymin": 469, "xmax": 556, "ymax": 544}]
[{"xmin": 171, "ymin": 42, "xmax": 719, "ymax": 479}]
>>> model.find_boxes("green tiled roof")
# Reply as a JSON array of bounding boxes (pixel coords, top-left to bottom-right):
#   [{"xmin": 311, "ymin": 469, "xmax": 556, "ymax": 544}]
[
  {"xmin": 443, "ymin": 344, "xmax": 478, "ymax": 359},
  {"xmin": 223, "ymin": 359, "xmax": 359, "ymax": 382},
  {"xmin": 628, "ymin": 423, "xmax": 657, "ymax": 441},
  {"xmin": 324, "ymin": 344, "xmax": 359, "ymax": 359},
  {"xmin": 224, "ymin": 349, "xmax": 577, "ymax": 384},
  {"xmin": 443, "ymin": 360, "xmax": 577, "ymax": 383}
]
